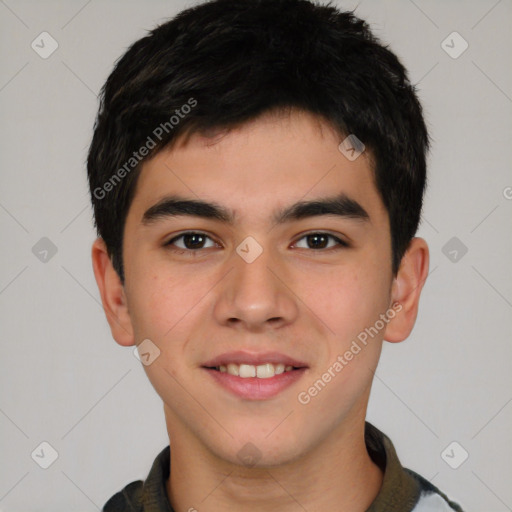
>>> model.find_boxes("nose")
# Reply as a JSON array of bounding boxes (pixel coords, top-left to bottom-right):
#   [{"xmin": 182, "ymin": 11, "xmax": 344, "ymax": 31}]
[{"xmin": 212, "ymin": 241, "xmax": 299, "ymax": 332}]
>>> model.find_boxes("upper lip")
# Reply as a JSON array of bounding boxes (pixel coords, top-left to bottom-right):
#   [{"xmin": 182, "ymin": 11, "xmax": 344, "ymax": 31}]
[{"xmin": 202, "ymin": 351, "xmax": 308, "ymax": 368}]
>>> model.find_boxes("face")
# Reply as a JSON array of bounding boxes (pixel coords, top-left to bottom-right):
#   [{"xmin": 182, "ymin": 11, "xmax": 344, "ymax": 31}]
[{"xmin": 118, "ymin": 110, "xmax": 398, "ymax": 466}]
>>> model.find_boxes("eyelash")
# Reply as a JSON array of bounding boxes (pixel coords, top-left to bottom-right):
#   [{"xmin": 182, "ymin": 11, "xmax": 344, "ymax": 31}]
[{"xmin": 164, "ymin": 231, "xmax": 349, "ymax": 255}]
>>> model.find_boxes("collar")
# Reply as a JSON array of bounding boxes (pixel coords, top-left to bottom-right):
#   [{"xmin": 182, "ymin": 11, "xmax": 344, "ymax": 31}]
[
  {"xmin": 124, "ymin": 422, "xmax": 422, "ymax": 511},
  {"xmin": 364, "ymin": 422, "xmax": 421, "ymax": 511}
]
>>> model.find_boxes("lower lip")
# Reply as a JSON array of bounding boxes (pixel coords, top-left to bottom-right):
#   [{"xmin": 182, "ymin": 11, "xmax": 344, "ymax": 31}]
[{"xmin": 203, "ymin": 367, "xmax": 307, "ymax": 400}]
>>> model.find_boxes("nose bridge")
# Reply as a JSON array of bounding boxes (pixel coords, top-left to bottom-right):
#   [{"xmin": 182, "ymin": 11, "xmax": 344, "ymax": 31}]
[{"xmin": 214, "ymin": 238, "xmax": 298, "ymax": 328}]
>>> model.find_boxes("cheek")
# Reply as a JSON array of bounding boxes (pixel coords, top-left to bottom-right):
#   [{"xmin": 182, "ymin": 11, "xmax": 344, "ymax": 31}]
[
  {"xmin": 295, "ymin": 263, "xmax": 389, "ymax": 422},
  {"xmin": 126, "ymin": 271, "xmax": 206, "ymax": 388},
  {"xmin": 126, "ymin": 267, "xmax": 201, "ymax": 343},
  {"xmin": 299, "ymin": 259, "xmax": 391, "ymax": 345}
]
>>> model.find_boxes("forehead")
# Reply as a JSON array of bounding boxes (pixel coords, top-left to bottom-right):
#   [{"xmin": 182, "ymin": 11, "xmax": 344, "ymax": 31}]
[{"xmin": 127, "ymin": 110, "xmax": 386, "ymax": 227}]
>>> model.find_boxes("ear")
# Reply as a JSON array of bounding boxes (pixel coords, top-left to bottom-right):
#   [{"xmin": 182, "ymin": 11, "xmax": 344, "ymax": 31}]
[
  {"xmin": 91, "ymin": 237, "xmax": 135, "ymax": 346},
  {"xmin": 384, "ymin": 237, "xmax": 429, "ymax": 343}
]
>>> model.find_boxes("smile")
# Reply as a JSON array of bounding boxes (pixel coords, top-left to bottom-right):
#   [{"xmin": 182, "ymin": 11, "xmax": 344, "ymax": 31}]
[
  {"xmin": 216, "ymin": 362, "xmax": 295, "ymax": 379},
  {"xmin": 202, "ymin": 351, "xmax": 308, "ymax": 399}
]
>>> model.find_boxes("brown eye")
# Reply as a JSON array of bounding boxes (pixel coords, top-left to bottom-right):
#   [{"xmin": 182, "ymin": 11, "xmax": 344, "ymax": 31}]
[
  {"xmin": 166, "ymin": 232, "xmax": 216, "ymax": 251},
  {"xmin": 306, "ymin": 233, "xmax": 329, "ymax": 249},
  {"xmin": 294, "ymin": 232, "xmax": 348, "ymax": 250},
  {"xmin": 181, "ymin": 233, "xmax": 207, "ymax": 249}
]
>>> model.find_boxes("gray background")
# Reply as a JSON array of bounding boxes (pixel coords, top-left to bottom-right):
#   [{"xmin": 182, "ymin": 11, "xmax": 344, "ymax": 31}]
[{"xmin": 1, "ymin": 0, "xmax": 511, "ymax": 510}]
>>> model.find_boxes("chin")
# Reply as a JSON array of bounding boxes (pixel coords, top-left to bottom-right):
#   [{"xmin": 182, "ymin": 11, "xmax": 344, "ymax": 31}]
[{"xmin": 209, "ymin": 421, "xmax": 308, "ymax": 468}]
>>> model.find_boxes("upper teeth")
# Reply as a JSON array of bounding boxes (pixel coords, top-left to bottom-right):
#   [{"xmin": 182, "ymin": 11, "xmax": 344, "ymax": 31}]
[{"xmin": 218, "ymin": 363, "xmax": 294, "ymax": 378}]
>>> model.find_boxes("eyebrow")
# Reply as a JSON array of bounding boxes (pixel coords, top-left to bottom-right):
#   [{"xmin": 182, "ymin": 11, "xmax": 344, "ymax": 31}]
[{"xmin": 141, "ymin": 192, "xmax": 370, "ymax": 226}]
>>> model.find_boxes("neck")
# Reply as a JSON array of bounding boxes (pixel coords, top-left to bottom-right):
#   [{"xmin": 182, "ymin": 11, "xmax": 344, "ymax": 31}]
[{"xmin": 165, "ymin": 412, "xmax": 383, "ymax": 512}]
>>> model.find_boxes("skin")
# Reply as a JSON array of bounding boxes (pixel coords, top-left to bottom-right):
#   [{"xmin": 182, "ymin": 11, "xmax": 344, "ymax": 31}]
[{"xmin": 92, "ymin": 109, "xmax": 429, "ymax": 512}]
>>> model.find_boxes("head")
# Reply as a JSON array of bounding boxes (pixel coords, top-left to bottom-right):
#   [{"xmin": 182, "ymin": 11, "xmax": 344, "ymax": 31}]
[{"xmin": 89, "ymin": 0, "xmax": 429, "ymax": 467}]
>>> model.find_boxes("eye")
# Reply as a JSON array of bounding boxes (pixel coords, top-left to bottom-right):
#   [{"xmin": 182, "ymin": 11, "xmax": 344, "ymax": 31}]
[
  {"xmin": 164, "ymin": 231, "xmax": 348, "ymax": 255},
  {"xmin": 165, "ymin": 232, "xmax": 218, "ymax": 252},
  {"xmin": 293, "ymin": 232, "xmax": 348, "ymax": 250}
]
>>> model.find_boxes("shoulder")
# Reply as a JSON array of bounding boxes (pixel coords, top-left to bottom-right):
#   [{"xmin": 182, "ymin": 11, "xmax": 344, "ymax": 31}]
[
  {"xmin": 406, "ymin": 469, "xmax": 465, "ymax": 512},
  {"xmin": 102, "ymin": 445, "xmax": 171, "ymax": 512},
  {"xmin": 364, "ymin": 422, "xmax": 465, "ymax": 512},
  {"xmin": 102, "ymin": 480, "xmax": 144, "ymax": 512}
]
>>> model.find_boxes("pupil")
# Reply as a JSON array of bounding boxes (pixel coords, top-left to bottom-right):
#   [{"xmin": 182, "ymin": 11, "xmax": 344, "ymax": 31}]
[
  {"xmin": 185, "ymin": 233, "xmax": 204, "ymax": 249},
  {"xmin": 308, "ymin": 234, "xmax": 327, "ymax": 249}
]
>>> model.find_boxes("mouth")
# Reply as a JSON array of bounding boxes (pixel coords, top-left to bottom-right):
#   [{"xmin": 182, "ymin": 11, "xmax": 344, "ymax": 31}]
[
  {"xmin": 207, "ymin": 362, "xmax": 299, "ymax": 378},
  {"xmin": 202, "ymin": 352, "xmax": 308, "ymax": 400}
]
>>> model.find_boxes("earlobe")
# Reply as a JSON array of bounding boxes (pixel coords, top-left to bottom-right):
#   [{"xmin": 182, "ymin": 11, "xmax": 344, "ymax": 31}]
[
  {"xmin": 384, "ymin": 237, "xmax": 429, "ymax": 343},
  {"xmin": 91, "ymin": 238, "xmax": 135, "ymax": 346}
]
